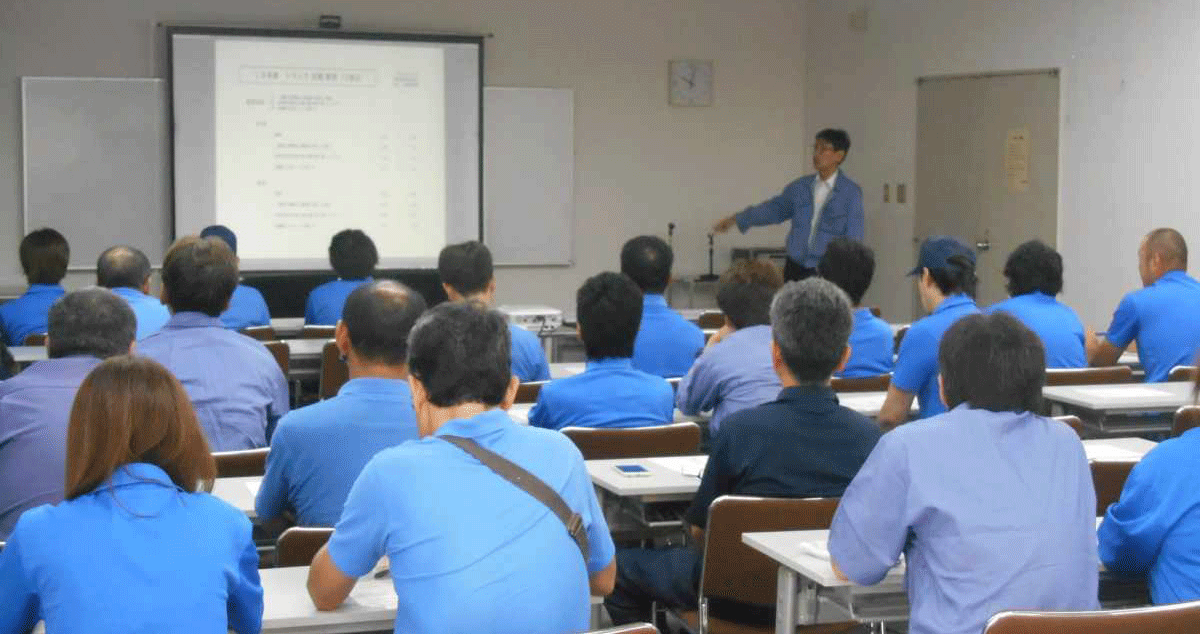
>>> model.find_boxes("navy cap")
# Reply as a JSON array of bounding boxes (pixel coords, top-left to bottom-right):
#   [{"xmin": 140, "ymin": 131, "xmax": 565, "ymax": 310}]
[
  {"xmin": 200, "ymin": 225, "xmax": 237, "ymax": 255},
  {"xmin": 908, "ymin": 236, "xmax": 975, "ymax": 276}
]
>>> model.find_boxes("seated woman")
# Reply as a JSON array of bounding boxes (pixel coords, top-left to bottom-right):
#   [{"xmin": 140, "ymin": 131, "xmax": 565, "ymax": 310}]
[{"xmin": 0, "ymin": 355, "xmax": 263, "ymax": 634}]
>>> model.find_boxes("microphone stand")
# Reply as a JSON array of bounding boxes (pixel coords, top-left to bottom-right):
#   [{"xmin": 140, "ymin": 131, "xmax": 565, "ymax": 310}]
[{"xmin": 698, "ymin": 233, "xmax": 719, "ymax": 282}]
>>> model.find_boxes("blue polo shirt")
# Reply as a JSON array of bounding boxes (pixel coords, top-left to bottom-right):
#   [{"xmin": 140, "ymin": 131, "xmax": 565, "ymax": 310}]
[
  {"xmin": 509, "ymin": 323, "xmax": 551, "ymax": 382},
  {"xmin": 829, "ymin": 406, "xmax": 1099, "ymax": 634},
  {"xmin": 326, "ymin": 409, "xmax": 615, "ymax": 634},
  {"xmin": 632, "ymin": 294, "xmax": 705, "ymax": 378},
  {"xmin": 256, "ymin": 377, "xmax": 418, "ymax": 527},
  {"xmin": 220, "ymin": 285, "xmax": 272, "ymax": 330},
  {"xmin": 528, "ymin": 357, "xmax": 674, "ymax": 430},
  {"xmin": 0, "ymin": 463, "xmax": 262, "ymax": 634},
  {"xmin": 0, "ymin": 284, "xmax": 64, "ymax": 345},
  {"xmin": 110, "ymin": 287, "xmax": 170, "ymax": 339},
  {"xmin": 986, "ymin": 292, "xmax": 1086, "ymax": 368},
  {"xmin": 676, "ymin": 325, "xmax": 781, "ymax": 434},
  {"xmin": 305, "ymin": 278, "xmax": 372, "ymax": 325},
  {"xmin": 837, "ymin": 308, "xmax": 895, "ymax": 378},
  {"xmin": 891, "ymin": 294, "xmax": 979, "ymax": 419},
  {"xmin": 1099, "ymin": 427, "xmax": 1200, "ymax": 604},
  {"xmin": 1104, "ymin": 270, "xmax": 1200, "ymax": 382}
]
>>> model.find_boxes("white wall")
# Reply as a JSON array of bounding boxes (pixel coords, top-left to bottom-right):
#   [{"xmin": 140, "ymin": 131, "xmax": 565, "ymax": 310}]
[
  {"xmin": 0, "ymin": 0, "xmax": 809, "ymax": 313},
  {"xmin": 805, "ymin": 0, "xmax": 1200, "ymax": 327}
]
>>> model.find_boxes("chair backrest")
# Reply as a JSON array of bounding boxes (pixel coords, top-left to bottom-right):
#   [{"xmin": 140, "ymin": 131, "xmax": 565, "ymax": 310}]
[
  {"xmin": 1174, "ymin": 405, "xmax": 1200, "ymax": 438},
  {"xmin": 561, "ymin": 422, "xmax": 701, "ymax": 460},
  {"xmin": 263, "ymin": 341, "xmax": 290, "ymax": 377},
  {"xmin": 868, "ymin": 306, "xmax": 882, "ymax": 318},
  {"xmin": 1044, "ymin": 366, "xmax": 1133, "ymax": 386},
  {"xmin": 319, "ymin": 340, "xmax": 348, "ymax": 399},
  {"xmin": 1052, "ymin": 415, "xmax": 1086, "ymax": 439},
  {"xmin": 830, "ymin": 373, "xmax": 890, "ymax": 392},
  {"xmin": 893, "ymin": 325, "xmax": 908, "ymax": 354},
  {"xmin": 698, "ymin": 312, "xmax": 725, "ymax": 329},
  {"xmin": 1091, "ymin": 460, "xmax": 1135, "ymax": 517},
  {"xmin": 514, "ymin": 381, "xmax": 546, "ymax": 404},
  {"xmin": 275, "ymin": 527, "xmax": 334, "ymax": 567},
  {"xmin": 22, "ymin": 333, "xmax": 46, "ymax": 346},
  {"xmin": 300, "ymin": 325, "xmax": 336, "ymax": 339},
  {"xmin": 239, "ymin": 325, "xmax": 277, "ymax": 341},
  {"xmin": 585, "ymin": 624, "xmax": 659, "ymax": 634},
  {"xmin": 984, "ymin": 600, "xmax": 1200, "ymax": 634},
  {"xmin": 1168, "ymin": 366, "xmax": 1198, "ymax": 382},
  {"xmin": 213, "ymin": 447, "xmax": 269, "ymax": 478}
]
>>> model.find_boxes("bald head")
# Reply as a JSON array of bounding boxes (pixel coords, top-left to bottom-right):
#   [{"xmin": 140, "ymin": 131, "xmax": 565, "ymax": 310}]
[
  {"xmin": 1144, "ymin": 228, "xmax": 1187, "ymax": 269},
  {"xmin": 96, "ymin": 245, "xmax": 152, "ymax": 290},
  {"xmin": 342, "ymin": 280, "xmax": 428, "ymax": 366}
]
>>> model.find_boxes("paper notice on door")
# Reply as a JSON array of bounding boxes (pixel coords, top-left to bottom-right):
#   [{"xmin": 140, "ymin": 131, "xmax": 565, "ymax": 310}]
[{"xmin": 1005, "ymin": 127, "xmax": 1030, "ymax": 193}]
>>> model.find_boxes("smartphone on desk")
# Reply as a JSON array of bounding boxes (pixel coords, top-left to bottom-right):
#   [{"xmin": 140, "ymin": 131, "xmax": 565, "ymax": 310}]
[{"xmin": 614, "ymin": 464, "xmax": 652, "ymax": 477}]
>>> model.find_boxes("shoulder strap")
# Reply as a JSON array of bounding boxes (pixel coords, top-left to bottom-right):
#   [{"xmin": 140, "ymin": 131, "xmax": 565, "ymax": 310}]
[{"xmin": 439, "ymin": 435, "xmax": 589, "ymax": 563}]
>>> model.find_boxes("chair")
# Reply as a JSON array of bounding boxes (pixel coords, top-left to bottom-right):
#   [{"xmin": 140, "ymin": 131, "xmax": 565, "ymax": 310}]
[
  {"xmin": 275, "ymin": 527, "xmax": 333, "ymax": 567},
  {"xmin": 830, "ymin": 374, "xmax": 890, "ymax": 392},
  {"xmin": 1168, "ymin": 366, "xmax": 1198, "ymax": 382},
  {"xmin": 698, "ymin": 312, "xmax": 725, "ymax": 329},
  {"xmin": 1044, "ymin": 366, "xmax": 1133, "ymax": 386},
  {"xmin": 893, "ymin": 325, "xmax": 908, "ymax": 354},
  {"xmin": 586, "ymin": 625, "xmax": 658, "ymax": 634},
  {"xmin": 1174, "ymin": 405, "xmax": 1200, "ymax": 438},
  {"xmin": 213, "ymin": 447, "xmax": 269, "ymax": 478},
  {"xmin": 1091, "ymin": 461, "xmax": 1135, "ymax": 517},
  {"xmin": 868, "ymin": 306, "xmax": 882, "ymax": 318},
  {"xmin": 319, "ymin": 340, "xmax": 349, "ymax": 399},
  {"xmin": 515, "ymin": 381, "xmax": 546, "ymax": 404},
  {"xmin": 561, "ymin": 423, "xmax": 701, "ymax": 460},
  {"xmin": 263, "ymin": 341, "xmax": 290, "ymax": 377},
  {"xmin": 22, "ymin": 333, "xmax": 45, "ymax": 346},
  {"xmin": 239, "ymin": 325, "xmax": 277, "ymax": 341},
  {"xmin": 300, "ymin": 325, "xmax": 336, "ymax": 339},
  {"xmin": 1052, "ymin": 415, "xmax": 1087, "ymax": 439},
  {"xmin": 984, "ymin": 600, "xmax": 1200, "ymax": 634}
]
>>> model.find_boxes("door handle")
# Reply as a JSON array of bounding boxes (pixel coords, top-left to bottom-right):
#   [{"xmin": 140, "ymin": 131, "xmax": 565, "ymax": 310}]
[{"xmin": 976, "ymin": 240, "xmax": 991, "ymax": 251}]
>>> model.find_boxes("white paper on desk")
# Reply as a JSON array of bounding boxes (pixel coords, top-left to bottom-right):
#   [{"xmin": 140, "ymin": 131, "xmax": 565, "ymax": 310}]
[
  {"xmin": 1086, "ymin": 445, "xmax": 1144, "ymax": 462},
  {"xmin": 838, "ymin": 394, "xmax": 885, "ymax": 409},
  {"xmin": 349, "ymin": 579, "xmax": 398, "ymax": 610},
  {"xmin": 245, "ymin": 481, "xmax": 260, "ymax": 496},
  {"xmin": 797, "ymin": 541, "xmax": 830, "ymax": 561},
  {"xmin": 1073, "ymin": 386, "xmax": 1173, "ymax": 399},
  {"xmin": 647, "ymin": 456, "xmax": 707, "ymax": 478}
]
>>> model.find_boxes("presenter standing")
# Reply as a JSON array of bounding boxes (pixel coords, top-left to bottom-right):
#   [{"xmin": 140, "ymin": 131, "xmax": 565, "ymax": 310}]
[{"xmin": 712, "ymin": 129, "xmax": 863, "ymax": 281}]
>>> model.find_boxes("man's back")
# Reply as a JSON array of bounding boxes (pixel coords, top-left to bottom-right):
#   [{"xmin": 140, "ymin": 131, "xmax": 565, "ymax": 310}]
[
  {"xmin": 1106, "ymin": 270, "xmax": 1200, "ymax": 381},
  {"xmin": 219, "ymin": 285, "xmax": 271, "ymax": 330},
  {"xmin": 0, "ymin": 285, "xmax": 64, "ymax": 346},
  {"xmin": 305, "ymin": 279, "xmax": 370, "ymax": 326},
  {"xmin": 631, "ymin": 295, "xmax": 704, "ymax": 378},
  {"xmin": 508, "ymin": 323, "xmax": 551, "ymax": 382},
  {"xmin": 838, "ymin": 308, "xmax": 894, "ymax": 378},
  {"xmin": 675, "ymin": 325, "xmax": 780, "ymax": 434},
  {"xmin": 110, "ymin": 287, "xmax": 170, "ymax": 340},
  {"xmin": 987, "ymin": 292, "xmax": 1086, "ymax": 368},
  {"xmin": 528, "ymin": 358, "xmax": 674, "ymax": 430}
]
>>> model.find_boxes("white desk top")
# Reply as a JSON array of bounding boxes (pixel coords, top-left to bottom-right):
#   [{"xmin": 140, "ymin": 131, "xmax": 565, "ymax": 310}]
[
  {"xmin": 744, "ymin": 529, "xmax": 905, "ymax": 589},
  {"xmin": 11, "ymin": 339, "xmax": 331, "ymax": 365},
  {"xmin": 1042, "ymin": 381, "xmax": 1194, "ymax": 413},
  {"xmin": 261, "ymin": 565, "xmax": 395, "ymax": 633},
  {"xmin": 549, "ymin": 362, "xmax": 585, "ymax": 379},
  {"xmin": 211, "ymin": 476, "xmax": 261, "ymax": 518},
  {"xmin": 586, "ymin": 457, "xmax": 704, "ymax": 500},
  {"xmin": 1081, "ymin": 437, "xmax": 1157, "ymax": 462},
  {"xmin": 505, "ymin": 404, "xmax": 698, "ymax": 425},
  {"xmin": 836, "ymin": 391, "xmax": 901, "ymax": 418},
  {"xmin": 11, "ymin": 345, "xmax": 43, "ymax": 363}
]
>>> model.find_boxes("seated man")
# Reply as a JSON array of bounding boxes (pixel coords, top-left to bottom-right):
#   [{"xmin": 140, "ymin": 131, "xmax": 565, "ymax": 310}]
[
  {"xmin": 438, "ymin": 241, "xmax": 550, "ymax": 382},
  {"xmin": 830, "ymin": 313, "xmax": 1099, "ymax": 634},
  {"xmin": 987, "ymin": 239, "xmax": 1086, "ymax": 368},
  {"xmin": 529, "ymin": 272, "xmax": 673, "ymax": 430},
  {"xmin": 307, "ymin": 301, "xmax": 616, "ymax": 634},
  {"xmin": 0, "ymin": 228, "xmax": 68, "ymax": 345},
  {"xmin": 96, "ymin": 245, "xmax": 170, "ymax": 339},
  {"xmin": 1088, "ymin": 227, "xmax": 1200, "ymax": 381},
  {"xmin": 305, "ymin": 229, "xmax": 377, "ymax": 326},
  {"xmin": 138, "ymin": 236, "xmax": 289, "ymax": 451},
  {"xmin": 199, "ymin": 225, "xmax": 271, "ymax": 330},
  {"xmin": 0, "ymin": 288, "xmax": 136, "ymax": 538},
  {"xmin": 818, "ymin": 237, "xmax": 894, "ymax": 377},
  {"xmin": 676, "ymin": 260, "xmax": 784, "ymax": 434},
  {"xmin": 621, "ymin": 235, "xmax": 704, "ymax": 377},
  {"xmin": 606, "ymin": 279, "xmax": 882, "ymax": 625},
  {"xmin": 257, "ymin": 281, "xmax": 426, "ymax": 527}
]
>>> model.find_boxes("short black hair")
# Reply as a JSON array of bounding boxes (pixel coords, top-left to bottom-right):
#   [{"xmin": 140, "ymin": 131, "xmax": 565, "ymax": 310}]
[
  {"xmin": 1004, "ymin": 240, "xmax": 1063, "ymax": 297},
  {"xmin": 96, "ymin": 246, "xmax": 152, "ymax": 290},
  {"xmin": 20, "ymin": 228, "xmax": 69, "ymax": 285},
  {"xmin": 620, "ymin": 236, "xmax": 673, "ymax": 294},
  {"xmin": 48, "ymin": 288, "xmax": 136, "ymax": 359},
  {"xmin": 818, "ymin": 238, "xmax": 875, "ymax": 305},
  {"xmin": 927, "ymin": 256, "xmax": 977, "ymax": 298},
  {"xmin": 716, "ymin": 260, "xmax": 784, "ymax": 329},
  {"xmin": 408, "ymin": 301, "xmax": 511, "ymax": 408},
  {"xmin": 770, "ymin": 279, "xmax": 854, "ymax": 383},
  {"xmin": 329, "ymin": 229, "xmax": 378, "ymax": 279},
  {"xmin": 816, "ymin": 128, "xmax": 851, "ymax": 154},
  {"xmin": 577, "ymin": 272, "xmax": 643, "ymax": 360},
  {"xmin": 437, "ymin": 241, "xmax": 493, "ymax": 296},
  {"xmin": 342, "ymin": 280, "xmax": 427, "ymax": 366},
  {"xmin": 939, "ymin": 312, "xmax": 1045, "ymax": 413},
  {"xmin": 160, "ymin": 236, "xmax": 238, "ymax": 317}
]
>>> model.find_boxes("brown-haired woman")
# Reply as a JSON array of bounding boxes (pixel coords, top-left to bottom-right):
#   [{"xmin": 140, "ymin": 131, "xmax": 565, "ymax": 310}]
[{"xmin": 0, "ymin": 355, "xmax": 263, "ymax": 633}]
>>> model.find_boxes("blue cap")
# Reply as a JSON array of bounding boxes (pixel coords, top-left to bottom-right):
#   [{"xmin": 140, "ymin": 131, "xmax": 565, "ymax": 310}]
[
  {"xmin": 908, "ymin": 236, "xmax": 975, "ymax": 276},
  {"xmin": 200, "ymin": 225, "xmax": 237, "ymax": 254}
]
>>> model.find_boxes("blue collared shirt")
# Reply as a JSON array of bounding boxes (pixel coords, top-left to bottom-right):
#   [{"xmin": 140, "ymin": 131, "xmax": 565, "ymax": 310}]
[
  {"xmin": 220, "ymin": 284, "xmax": 272, "ymax": 330},
  {"xmin": 529, "ymin": 357, "xmax": 674, "ymax": 430},
  {"xmin": 837, "ymin": 308, "xmax": 895, "ymax": 378},
  {"xmin": 892, "ymin": 294, "xmax": 979, "ymax": 419},
  {"xmin": 632, "ymin": 294, "xmax": 705, "ymax": 378},
  {"xmin": 735, "ymin": 173, "xmax": 864, "ymax": 267},
  {"xmin": 0, "ymin": 284, "xmax": 64, "ymax": 346},
  {"xmin": 986, "ymin": 292, "xmax": 1086, "ymax": 368},
  {"xmin": 0, "ymin": 355, "xmax": 101, "ymax": 539},
  {"xmin": 305, "ymin": 278, "xmax": 372, "ymax": 325},
  {"xmin": 138, "ymin": 312, "xmax": 289, "ymax": 450},
  {"xmin": 256, "ymin": 377, "xmax": 418, "ymax": 527},
  {"xmin": 829, "ymin": 406, "xmax": 1099, "ymax": 634},
  {"xmin": 1099, "ymin": 427, "xmax": 1200, "ymax": 604},
  {"xmin": 1105, "ymin": 270, "xmax": 1200, "ymax": 382},
  {"xmin": 676, "ymin": 325, "xmax": 781, "ymax": 434},
  {"xmin": 110, "ymin": 286, "xmax": 170, "ymax": 339},
  {"xmin": 0, "ymin": 463, "xmax": 263, "ymax": 634},
  {"xmin": 326, "ymin": 409, "xmax": 615, "ymax": 634},
  {"xmin": 509, "ymin": 323, "xmax": 551, "ymax": 382}
]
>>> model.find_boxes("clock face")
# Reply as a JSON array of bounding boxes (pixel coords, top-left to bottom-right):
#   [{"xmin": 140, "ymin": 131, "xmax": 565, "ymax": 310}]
[{"xmin": 669, "ymin": 60, "xmax": 713, "ymax": 107}]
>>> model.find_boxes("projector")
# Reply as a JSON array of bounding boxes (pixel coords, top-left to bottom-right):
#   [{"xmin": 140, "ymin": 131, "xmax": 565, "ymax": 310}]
[{"xmin": 499, "ymin": 305, "xmax": 563, "ymax": 335}]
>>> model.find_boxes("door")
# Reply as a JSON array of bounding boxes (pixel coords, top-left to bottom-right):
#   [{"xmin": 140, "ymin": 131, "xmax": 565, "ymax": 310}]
[{"xmin": 914, "ymin": 70, "xmax": 1060, "ymax": 315}]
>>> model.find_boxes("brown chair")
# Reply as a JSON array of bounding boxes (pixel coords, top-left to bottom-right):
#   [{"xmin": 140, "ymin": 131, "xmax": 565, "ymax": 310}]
[
  {"xmin": 1168, "ymin": 366, "xmax": 1198, "ymax": 382},
  {"xmin": 586, "ymin": 625, "xmax": 659, "ymax": 634},
  {"xmin": 22, "ymin": 333, "xmax": 45, "ymax": 346},
  {"xmin": 698, "ymin": 312, "xmax": 725, "ymax": 329},
  {"xmin": 300, "ymin": 325, "xmax": 336, "ymax": 339},
  {"xmin": 275, "ymin": 527, "xmax": 333, "ymax": 567},
  {"xmin": 1174, "ymin": 405, "xmax": 1200, "ymax": 438},
  {"xmin": 830, "ymin": 374, "xmax": 890, "ymax": 392},
  {"xmin": 1044, "ymin": 366, "xmax": 1133, "ymax": 386},
  {"xmin": 1091, "ymin": 460, "xmax": 1135, "ymax": 517},
  {"xmin": 239, "ymin": 326, "xmax": 277, "ymax": 341},
  {"xmin": 515, "ymin": 381, "xmax": 546, "ymax": 404},
  {"xmin": 984, "ymin": 600, "xmax": 1200, "ymax": 634},
  {"xmin": 318, "ymin": 340, "xmax": 349, "ymax": 399},
  {"xmin": 893, "ymin": 325, "xmax": 908, "ymax": 354},
  {"xmin": 1053, "ymin": 415, "xmax": 1087, "ymax": 439},
  {"xmin": 868, "ymin": 306, "xmax": 882, "ymax": 318},
  {"xmin": 213, "ymin": 447, "xmax": 269, "ymax": 478},
  {"xmin": 263, "ymin": 341, "xmax": 290, "ymax": 377},
  {"xmin": 561, "ymin": 423, "xmax": 701, "ymax": 460}
]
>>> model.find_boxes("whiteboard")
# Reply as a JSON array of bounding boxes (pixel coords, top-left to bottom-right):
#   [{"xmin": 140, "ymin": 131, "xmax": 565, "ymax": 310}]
[
  {"xmin": 21, "ymin": 77, "xmax": 170, "ymax": 267},
  {"xmin": 484, "ymin": 87, "xmax": 574, "ymax": 266}
]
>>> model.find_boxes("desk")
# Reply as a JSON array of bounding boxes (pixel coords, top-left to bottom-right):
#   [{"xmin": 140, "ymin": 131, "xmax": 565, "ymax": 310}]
[
  {"xmin": 271, "ymin": 317, "xmax": 305, "ymax": 339},
  {"xmin": 212, "ymin": 476, "xmax": 261, "ymax": 518},
  {"xmin": 1082, "ymin": 437, "xmax": 1157, "ymax": 461},
  {"xmin": 587, "ymin": 457, "xmax": 705, "ymax": 503},
  {"xmin": 10, "ymin": 339, "xmax": 330, "ymax": 378},
  {"xmin": 1043, "ymin": 382, "xmax": 1193, "ymax": 435},
  {"xmin": 550, "ymin": 362, "xmax": 585, "ymax": 379},
  {"xmin": 836, "ymin": 392, "xmax": 908, "ymax": 418},
  {"xmin": 505, "ymin": 404, "xmax": 701, "ymax": 426},
  {"xmin": 262, "ymin": 565, "xmax": 395, "ymax": 633}
]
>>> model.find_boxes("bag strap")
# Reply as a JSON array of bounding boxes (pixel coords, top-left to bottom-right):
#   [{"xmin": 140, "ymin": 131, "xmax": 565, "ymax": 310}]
[{"xmin": 439, "ymin": 435, "xmax": 589, "ymax": 563}]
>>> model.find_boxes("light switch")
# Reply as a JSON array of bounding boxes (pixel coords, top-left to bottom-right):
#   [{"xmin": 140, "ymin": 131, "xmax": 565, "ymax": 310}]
[
  {"xmin": 896, "ymin": 183, "xmax": 907, "ymax": 204},
  {"xmin": 883, "ymin": 183, "xmax": 890, "ymax": 203}
]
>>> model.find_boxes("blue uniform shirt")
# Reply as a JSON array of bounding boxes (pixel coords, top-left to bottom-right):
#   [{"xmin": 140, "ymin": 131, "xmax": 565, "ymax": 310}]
[
  {"xmin": 1105, "ymin": 270, "xmax": 1200, "ymax": 382},
  {"xmin": 326, "ymin": 409, "xmax": 615, "ymax": 634},
  {"xmin": 891, "ymin": 294, "xmax": 979, "ymax": 419},
  {"xmin": 829, "ymin": 406, "xmax": 1099, "ymax": 634},
  {"xmin": 735, "ymin": 172, "xmax": 864, "ymax": 267},
  {"xmin": 837, "ymin": 308, "xmax": 895, "ymax": 378},
  {"xmin": 0, "ymin": 463, "xmax": 262, "ymax": 634},
  {"xmin": 110, "ymin": 286, "xmax": 170, "ymax": 339},
  {"xmin": 1099, "ymin": 427, "xmax": 1200, "ymax": 604},
  {"xmin": 987, "ymin": 292, "xmax": 1086, "ymax": 368},
  {"xmin": 631, "ymin": 294, "xmax": 705, "ymax": 378},
  {"xmin": 676, "ymin": 325, "xmax": 781, "ymax": 434},
  {"xmin": 0, "ymin": 284, "xmax": 64, "ymax": 345},
  {"xmin": 138, "ymin": 312, "xmax": 290, "ymax": 450},
  {"xmin": 220, "ymin": 284, "xmax": 272, "ymax": 330},
  {"xmin": 509, "ymin": 323, "xmax": 551, "ymax": 382},
  {"xmin": 256, "ymin": 377, "xmax": 418, "ymax": 527},
  {"xmin": 529, "ymin": 357, "xmax": 674, "ymax": 430},
  {"xmin": 305, "ymin": 278, "xmax": 372, "ymax": 325}
]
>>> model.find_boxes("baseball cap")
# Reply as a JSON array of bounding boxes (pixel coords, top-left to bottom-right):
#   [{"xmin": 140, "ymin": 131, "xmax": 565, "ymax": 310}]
[
  {"xmin": 908, "ymin": 236, "xmax": 975, "ymax": 276},
  {"xmin": 200, "ymin": 225, "xmax": 237, "ymax": 255}
]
